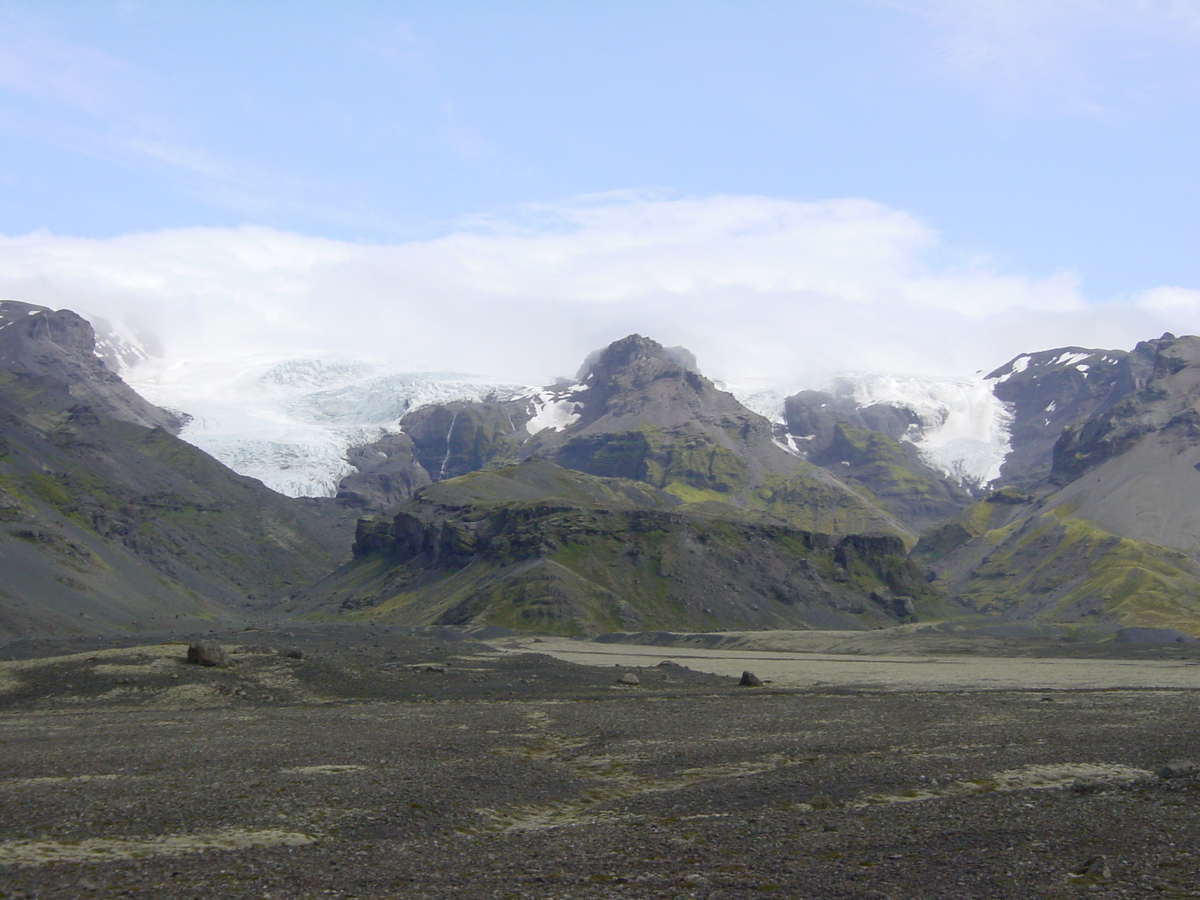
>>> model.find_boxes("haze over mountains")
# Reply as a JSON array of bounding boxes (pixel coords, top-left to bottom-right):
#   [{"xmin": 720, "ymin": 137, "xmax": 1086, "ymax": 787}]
[{"xmin": 5, "ymin": 298, "xmax": 1200, "ymax": 640}]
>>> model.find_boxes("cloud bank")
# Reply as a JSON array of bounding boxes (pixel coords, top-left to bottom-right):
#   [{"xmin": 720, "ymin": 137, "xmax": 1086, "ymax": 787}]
[{"xmin": 0, "ymin": 192, "xmax": 1193, "ymax": 389}]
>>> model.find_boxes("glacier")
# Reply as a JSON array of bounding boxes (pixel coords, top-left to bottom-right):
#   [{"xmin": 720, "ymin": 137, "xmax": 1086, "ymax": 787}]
[
  {"xmin": 124, "ymin": 353, "xmax": 528, "ymax": 497},
  {"xmin": 732, "ymin": 373, "xmax": 1013, "ymax": 490}
]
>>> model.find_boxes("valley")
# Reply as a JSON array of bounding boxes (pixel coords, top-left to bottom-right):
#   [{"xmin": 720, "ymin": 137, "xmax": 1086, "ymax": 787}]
[{"xmin": 1, "ymin": 627, "xmax": 1199, "ymax": 898}]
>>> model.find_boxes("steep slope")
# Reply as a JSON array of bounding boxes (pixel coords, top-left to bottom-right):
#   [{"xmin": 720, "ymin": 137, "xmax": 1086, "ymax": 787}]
[
  {"xmin": 914, "ymin": 335, "xmax": 1200, "ymax": 633},
  {"xmin": 341, "ymin": 335, "xmax": 912, "ymax": 539},
  {"xmin": 778, "ymin": 391, "xmax": 974, "ymax": 532},
  {"xmin": 0, "ymin": 301, "xmax": 182, "ymax": 433},
  {"xmin": 0, "ymin": 302, "xmax": 356, "ymax": 641},
  {"xmin": 987, "ymin": 344, "xmax": 1144, "ymax": 487},
  {"xmin": 288, "ymin": 460, "xmax": 952, "ymax": 636}
]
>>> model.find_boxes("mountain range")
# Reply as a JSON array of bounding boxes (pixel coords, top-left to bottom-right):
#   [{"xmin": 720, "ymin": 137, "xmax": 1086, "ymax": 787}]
[{"xmin": 4, "ymin": 297, "xmax": 1200, "ymax": 640}]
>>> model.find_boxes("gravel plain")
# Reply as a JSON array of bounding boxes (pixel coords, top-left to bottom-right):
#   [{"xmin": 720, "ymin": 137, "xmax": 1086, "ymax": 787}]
[{"xmin": 1, "ymin": 625, "xmax": 1199, "ymax": 899}]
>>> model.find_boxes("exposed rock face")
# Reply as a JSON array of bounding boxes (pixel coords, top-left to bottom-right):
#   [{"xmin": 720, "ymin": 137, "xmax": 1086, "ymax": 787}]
[
  {"xmin": 290, "ymin": 459, "xmax": 953, "ymax": 636},
  {"xmin": 1050, "ymin": 335, "xmax": 1200, "ymax": 484},
  {"xmin": 986, "ymin": 343, "xmax": 1145, "ymax": 487},
  {"xmin": 783, "ymin": 389, "xmax": 921, "ymax": 444},
  {"xmin": 336, "ymin": 433, "xmax": 432, "ymax": 508},
  {"xmin": 0, "ymin": 300, "xmax": 183, "ymax": 433}
]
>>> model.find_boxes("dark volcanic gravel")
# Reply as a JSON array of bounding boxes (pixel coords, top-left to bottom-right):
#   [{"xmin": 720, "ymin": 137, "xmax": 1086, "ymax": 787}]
[{"xmin": 1, "ymin": 627, "xmax": 1199, "ymax": 898}]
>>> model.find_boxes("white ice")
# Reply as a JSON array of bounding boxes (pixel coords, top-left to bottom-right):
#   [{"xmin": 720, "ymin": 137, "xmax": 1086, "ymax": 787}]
[
  {"xmin": 525, "ymin": 388, "xmax": 583, "ymax": 434},
  {"xmin": 125, "ymin": 352, "xmax": 528, "ymax": 497},
  {"xmin": 828, "ymin": 372, "xmax": 1013, "ymax": 488}
]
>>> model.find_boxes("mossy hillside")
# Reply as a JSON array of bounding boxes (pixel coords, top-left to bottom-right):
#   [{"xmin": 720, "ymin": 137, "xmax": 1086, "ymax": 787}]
[
  {"xmin": 810, "ymin": 423, "xmax": 973, "ymax": 533},
  {"xmin": 931, "ymin": 507, "xmax": 1200, "ymax": 633},
  {"xmin": 551, "ymin": 425, "xmax": 752, "ymax": 496},
  {"xmin": 294, "ymin": 461, "xmax": 946, "ymax": 635},
  {"xmin": 912, "ymin": 487, "xmax": 1039, "ymax": 563},
  {"xmin": 745, "ymin": 471, "xmax": 914, "ymax": 542},
  {"xmin": 0, "ymin": 372, "xmax": 356, "ymax": 637}
]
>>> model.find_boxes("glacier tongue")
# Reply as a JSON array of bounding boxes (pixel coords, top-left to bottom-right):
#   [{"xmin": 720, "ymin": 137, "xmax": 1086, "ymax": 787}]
[
  {"xmin": 125, "ymin": 353, "xmax": 528, "ymax": 498},
  {"xmin": 830, "ymin": 372, "xmax": 1012, "ymax": 488},
  {"xmin": 732, "ymin": 373, "xmax": 1013, "ymax": 489}
]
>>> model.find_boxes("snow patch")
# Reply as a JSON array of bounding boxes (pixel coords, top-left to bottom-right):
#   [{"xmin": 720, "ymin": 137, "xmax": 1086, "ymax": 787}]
[
  {"xmin": 993, "ymin": 355, "xmax": 1031, "ymax": 382},
  {"xmin": 1050, "ymin": 351, "xmax": 1090, "ymax": 368},
  {"xmin": 830, "ymin": 372, "xmax": 1013, "ymax": 488},
  {"xmin": 525, "ymin": 387, "xmax": 583, "ymax": 434}
]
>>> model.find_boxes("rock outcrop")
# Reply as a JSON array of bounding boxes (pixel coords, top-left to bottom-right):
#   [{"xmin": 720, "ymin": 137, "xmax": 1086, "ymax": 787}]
[{"xmin": 289, "ymin": 459, "xmax": 952, "ymax": 636}]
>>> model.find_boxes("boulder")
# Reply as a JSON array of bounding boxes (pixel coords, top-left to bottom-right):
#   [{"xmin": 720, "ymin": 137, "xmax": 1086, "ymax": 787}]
[
  {"xmin": 1159, "ymin": 759, "xmax": 1197, "ymax": 780},
  {"xmin": 616, "ymin": 672, "xmax": 640, "ymax": 685},
  {"xmin": 186, "ymin": 641, "xmax": 229, "ymax": 667},
  {"xmin": 739, "ymin": 671, "xmax": 763, "ymax": 687}
]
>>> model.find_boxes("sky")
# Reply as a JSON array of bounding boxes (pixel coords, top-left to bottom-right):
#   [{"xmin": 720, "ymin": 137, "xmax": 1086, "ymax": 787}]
[{"xmin": 0, "ymin": 0, "xmax": 1198, "ymax": 387}]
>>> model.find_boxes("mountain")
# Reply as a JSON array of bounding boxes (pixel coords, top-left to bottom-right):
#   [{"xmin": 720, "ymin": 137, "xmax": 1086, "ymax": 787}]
[
  {"xmin": 339, "ymin": 335, "xmax": 914, "ymax": 539},
  {"xmin": 13, "ymin": 299, "xmax": 1200, "ymax": 639},
  {"xmin": 915, "ymin": 334, "xmax": 1200, "ymax": 632},
  {"xmin": 986, "ymin": 344, "xmax": 1141, "ymax": 487},
  {"xmin": 773, "ymin": 388, "xmax": 974, "ymax": 533},
  {"xmin": 287, "ymin": 459, "xmax": 952, "ymax": 635},
  {"xmin": 0, "ymin": 301, "xmax": 183, "ymax": 434},
  {"xmin": 0, "ymin": 301, "xmax": 356, "ymax": 641}
]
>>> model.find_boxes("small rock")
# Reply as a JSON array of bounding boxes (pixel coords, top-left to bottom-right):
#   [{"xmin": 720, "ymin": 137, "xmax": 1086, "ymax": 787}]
[
  {"xmin": 1069, "ymin": 856, "xmax": 1111, "ymax": 880},
  {"xmin": 1159, "ymin": 759, "xmax": 1197, "ymax": 779},
  {"xmin": 186, "ymin": 641, "xmax": 229, "ymax": 667},
  {"xmin": 282, "ymin": 647, "xmax": 305, "ymax": 659},
  {"xmin": 1070, "ymin": 776, "xmax": 1107, "ymax": 794},
  {"xmin": 657, "ymin": 660, "xmax": 681, "ymax": 668},
  {"xmin": 616, "ymin": 672, "xmax": 640, "ymax": 685},
  {"xmin": 739, "ymin": 670, "xmax": 763, "ymax": 687},
  {"xmin": 679, "ymin": 873, "xmax": 707, "ymax": 885}
]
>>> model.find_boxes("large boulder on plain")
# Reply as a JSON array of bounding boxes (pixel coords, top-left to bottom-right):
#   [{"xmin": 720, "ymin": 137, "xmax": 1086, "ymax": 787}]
[{"xmin": 186, "ymin": 641, "xmax": 230, "ymax": 667}]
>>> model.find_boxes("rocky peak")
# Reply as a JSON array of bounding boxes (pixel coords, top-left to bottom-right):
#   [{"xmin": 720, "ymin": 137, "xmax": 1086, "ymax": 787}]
[
  {"xmin": 1051, "ymin": 334, "xmax": 1200, "ymax": 484},
  {"xmin": 986, "ymin": 344, "xmax": 1137, "ymax": 487},
  {"xmin": 0, "ymin": 299, "xmax": 182, "ymax": 433},
  {"xmin": 577, "ymin": 335, "xmax": 705, "ymax": 421}
]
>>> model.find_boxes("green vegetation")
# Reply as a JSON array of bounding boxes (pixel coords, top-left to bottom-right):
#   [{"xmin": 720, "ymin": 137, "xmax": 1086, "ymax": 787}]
[{"xmin": 291, "ymin": 460, "xmax": 944, "ymax": 635}]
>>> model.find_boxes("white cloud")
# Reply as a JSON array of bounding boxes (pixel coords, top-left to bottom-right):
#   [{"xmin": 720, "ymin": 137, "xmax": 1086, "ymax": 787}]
[
  {"xmin": 1136, "ymin": 285, "xmax": 1200, "ymax": 313},
  {"xmin": 0, "ymin": 194, "xmax": 1192, "ymax": 389},
  {"xmin": 891, "ymin": 0, "xmax": 1200, "ymax": 109}
]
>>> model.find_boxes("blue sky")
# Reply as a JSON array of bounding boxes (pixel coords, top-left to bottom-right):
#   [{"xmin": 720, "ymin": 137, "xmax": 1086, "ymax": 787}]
[{"xmin": 1, "ymin": 1, "xmax": 1198, "ymax": 384}]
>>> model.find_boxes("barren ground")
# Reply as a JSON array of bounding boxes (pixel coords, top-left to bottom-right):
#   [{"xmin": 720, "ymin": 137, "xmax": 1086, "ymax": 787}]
[{"xmin": 1, "ymin": 625, "xmax": 1199, "ymax": 899}]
